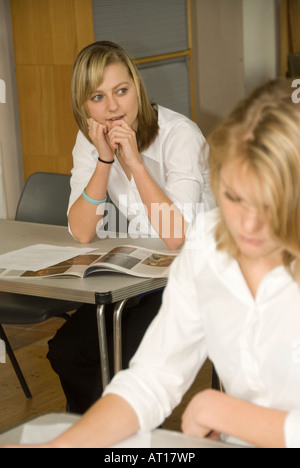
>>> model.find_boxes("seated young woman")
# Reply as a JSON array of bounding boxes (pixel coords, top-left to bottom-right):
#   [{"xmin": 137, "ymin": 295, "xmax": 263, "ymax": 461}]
[{"xmin": 46, "ymin": 41, "xmax": 215, "ymax": 414}]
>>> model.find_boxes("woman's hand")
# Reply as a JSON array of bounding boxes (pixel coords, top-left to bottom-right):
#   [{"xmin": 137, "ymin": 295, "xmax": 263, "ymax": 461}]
[
  {"xmin": 181, "ymin": 390, "xmax": 216, "ymax": 439},
  {"xmin": 87, "ymin": 118, "xmax": 115, "ymax": 162},
  {"xmin": 108, "ymin": 120, "xmax": 142, "ymax": 169}
]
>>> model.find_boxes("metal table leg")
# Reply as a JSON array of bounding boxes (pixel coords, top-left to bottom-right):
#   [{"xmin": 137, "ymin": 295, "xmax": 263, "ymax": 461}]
[
  {"xmin": 113, "ymin": 298, "xmax": 129, "ymax": 374},
  {"xmin": 96, "ymin": 304, "xmax": 110, "ymax": 389}
]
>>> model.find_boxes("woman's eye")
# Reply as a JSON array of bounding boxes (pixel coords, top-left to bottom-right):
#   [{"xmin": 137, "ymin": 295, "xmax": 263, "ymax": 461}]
[
  {"xmin": 91, "ymin": 94, "xmax": 103, "ymax": 102},
  {"xmin": 117, "ymin": 88, "xmax": 127, "ymax": 95},
  {"xmin": 225, "ymin": 191, "xmax": 239, "ymax": 202}
]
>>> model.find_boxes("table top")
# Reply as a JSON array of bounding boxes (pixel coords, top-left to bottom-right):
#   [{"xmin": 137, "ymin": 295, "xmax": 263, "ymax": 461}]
[
  {"xmin": 0, "ymin": 413, "xmax": 240, "ymax": 448},
  {"xmin": 0, "ymin": 220, "xmax": 170, "ymax": 305}
]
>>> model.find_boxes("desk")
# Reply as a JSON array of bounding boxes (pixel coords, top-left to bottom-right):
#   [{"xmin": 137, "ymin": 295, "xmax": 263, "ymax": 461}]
[
  {"xmin": 0, "ymin": 220, "xmax": 170, "ymax": 387},
  {"xmin": 0, "ymin": 413, "xmax": 241, "ymax": 448}
]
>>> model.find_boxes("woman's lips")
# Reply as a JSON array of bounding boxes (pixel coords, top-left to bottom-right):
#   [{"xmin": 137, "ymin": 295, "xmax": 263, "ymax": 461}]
[
  {"xmin": 240, "ymin": 235, "xmax": 264, "ymax": 246},
  {"xmin": 108, "ymin": 116, "xmax": 124, "ymax": 122}
]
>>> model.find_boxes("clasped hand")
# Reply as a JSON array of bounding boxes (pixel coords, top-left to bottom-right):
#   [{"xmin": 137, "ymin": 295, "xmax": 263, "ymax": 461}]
[{"xmin": 87, "ymin": 118, "xmax": 141, "ymax": 168}]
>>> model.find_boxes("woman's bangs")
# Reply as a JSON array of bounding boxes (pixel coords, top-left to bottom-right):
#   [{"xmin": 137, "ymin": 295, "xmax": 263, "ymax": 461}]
[{"xmin": 84, "ymin": 55, "xmax": 106, "ymax": 99}]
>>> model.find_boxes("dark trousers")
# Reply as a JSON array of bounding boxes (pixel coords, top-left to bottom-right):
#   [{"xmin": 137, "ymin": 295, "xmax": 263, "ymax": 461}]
[{"xmin": 47, "ymin": 291, "xmax": 163, "ymax": 414}]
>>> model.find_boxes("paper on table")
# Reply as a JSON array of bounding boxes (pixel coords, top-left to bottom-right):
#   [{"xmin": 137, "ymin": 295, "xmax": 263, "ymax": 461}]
[
  {"xmin": 20, "ymin": 422, "xmax": 74, "ymax": 445},
  {"xmin": 20, "ymin": 422, "xmax": 151, "ymax": 447},
  {"xmin": 110, "ymin": 432, "xmax": 151, "ymax": 448},
  {"xmin": 0, "ymin": 244, "xmax": 96, "ymax": 272}
]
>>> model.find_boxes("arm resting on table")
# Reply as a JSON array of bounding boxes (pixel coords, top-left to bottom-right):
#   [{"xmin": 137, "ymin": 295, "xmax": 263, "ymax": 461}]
[
  {"xmin": 53, "ymin": 394, "xmax": 139, "ymax": 448},
  {"xmin": 182, "ymin": 389, "xmax": 287, "ymax": 448}
]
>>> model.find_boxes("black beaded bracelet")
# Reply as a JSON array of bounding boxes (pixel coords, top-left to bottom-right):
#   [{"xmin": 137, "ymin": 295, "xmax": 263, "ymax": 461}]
[{"xmin": 98, "ymin": 156, "xmax": 114, "ymax": 164}]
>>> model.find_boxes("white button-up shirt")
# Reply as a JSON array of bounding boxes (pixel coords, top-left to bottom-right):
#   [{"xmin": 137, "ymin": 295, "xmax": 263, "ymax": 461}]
[
  {"xmin": 104, "ymin": 209, "xmax": 300, "ymax": 448},
  {"xmin": 68, "ymin": 105, "xmax": 215, "ymax": 236}
]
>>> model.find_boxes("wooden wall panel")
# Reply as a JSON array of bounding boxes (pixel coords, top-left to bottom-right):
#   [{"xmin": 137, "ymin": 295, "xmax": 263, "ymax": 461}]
[
  {"xmin": 289, "ymin": 0, "xmax": 300, "ymax": 53},
  {"xmin": 10, "ymin": 0, "xmax": 54, "ymax": 64},
  {"xmin": 10, "ymin": 0, "xmax": 94, "ymax": 180},
  {"xmin": 281, "ymin": 0, "xmax": 289, "ymax": 76},
  {"xmin": 281, "ymin": 0, "xmax": 300, "ymax": 76}
]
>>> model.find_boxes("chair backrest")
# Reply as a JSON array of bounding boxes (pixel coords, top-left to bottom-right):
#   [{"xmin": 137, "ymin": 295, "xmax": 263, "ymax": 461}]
[{"xmin": 15, "ymin": 172, "xmax": 71, "ymax": 226}]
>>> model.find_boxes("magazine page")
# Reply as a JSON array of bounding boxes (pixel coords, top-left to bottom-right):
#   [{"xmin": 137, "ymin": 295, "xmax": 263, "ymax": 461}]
[
  {"xmin": 0, "ymin": 245, "xmax": 177, "ymax": 279},
  {"xmin": 0, "ymin": 245, "xmax": 98, "ymax": 278},
  {"xmin": 85, "ymin": 245, "xmax": 177, "ymax": 278},
  {"xmin": 20, "ymin": 252, "xmax": 104, "ymax": 278}
]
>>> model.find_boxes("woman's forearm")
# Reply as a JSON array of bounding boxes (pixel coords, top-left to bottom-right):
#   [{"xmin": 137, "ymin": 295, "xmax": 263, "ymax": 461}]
[
  {"xmin": 182, "ymin": 389, "xmax": 287, "ymax": 448},
  {"xmin": 50, "ymin": 394, "xmax": 140, "ymax": 448},
  {"xmin": 131, "ymin": 163, "xmax": 187, "ymax": 250},
  {"xmin": 68, "ymin": 161, "xmax": 112, "ymax": 243}
]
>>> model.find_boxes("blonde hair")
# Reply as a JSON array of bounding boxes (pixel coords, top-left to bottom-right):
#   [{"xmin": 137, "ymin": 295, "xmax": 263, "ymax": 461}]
[
  {"xmin": 71, "ymin": 41, "xmax": 158, "ymax": 151},
  {"xmin": 208, "ymin": 79, "xmax": 300, "ymax": 282}
]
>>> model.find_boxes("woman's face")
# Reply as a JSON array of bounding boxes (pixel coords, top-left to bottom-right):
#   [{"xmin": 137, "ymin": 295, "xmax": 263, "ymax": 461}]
[
  {"xmin": 218, "ymin": 160, "xmax": 283, "ymax": 264},
  {"xmin": 86, "ymin": 62, "xmax": 139, "ymax": 131}
]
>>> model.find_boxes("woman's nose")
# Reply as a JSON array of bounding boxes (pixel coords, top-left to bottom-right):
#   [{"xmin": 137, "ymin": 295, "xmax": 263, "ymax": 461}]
[
  {"xmin": 241, "ymin": 209, "xmax": 264, "ymax": 234},
  {"xmin": 107, "ymin": 95, "xmax": 118, "ymax": 112}
]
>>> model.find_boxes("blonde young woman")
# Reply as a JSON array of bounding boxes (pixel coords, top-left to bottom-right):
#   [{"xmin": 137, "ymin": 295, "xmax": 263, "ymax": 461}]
[
  {"xmin": 67, "ymin": 41, "xmax": 213, "ymax": 246},
  {"xmin": 31, "ymin": 78, "xmax": 300, "ymax": 448},
  {"xmin": 47, "ymin": 41, "xmax": 214, "ymax": 414}
]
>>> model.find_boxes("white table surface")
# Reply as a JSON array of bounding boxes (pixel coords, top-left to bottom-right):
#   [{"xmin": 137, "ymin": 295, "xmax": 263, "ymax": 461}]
[
  {"xmin": 0, "ymin": 413, "xmax": 241, "ymax": 448},
  {"xmin": 0, "ymin": 220, "xmax": 170, "ymax": 304}
]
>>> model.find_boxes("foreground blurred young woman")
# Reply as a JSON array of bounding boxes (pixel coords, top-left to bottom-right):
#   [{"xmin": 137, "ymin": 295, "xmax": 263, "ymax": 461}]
[
  {"xmin": 35, "ymin": 78, "xmax": 300, "ymax": 448},
  {"xmin": 47, "ymin": 41, "xmax": 214, "ymax": 414}
]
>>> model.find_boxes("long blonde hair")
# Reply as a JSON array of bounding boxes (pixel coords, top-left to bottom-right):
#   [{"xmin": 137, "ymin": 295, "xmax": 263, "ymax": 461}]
[
  {"xmin": 208, "ymin": 79, "xmax": 300, "ymax": 282},
  {"xmin": 71, "ymin": 41, "xmax": 158, "ymax": 151}
]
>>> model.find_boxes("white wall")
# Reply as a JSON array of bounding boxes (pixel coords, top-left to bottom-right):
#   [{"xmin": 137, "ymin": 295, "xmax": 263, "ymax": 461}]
[
  {"xmin": 243, "ymin": 0, "xmax": 279, "ymax": 94},
  {"xmin": 191, "ymin": 0, "xmax": 245, "ymax": 136},
  {"xmin": 0, "ymin": 0, "xmax": 23, "ymax": 219},
  {"xmin": 191, "ymin": 0, "xmax": 280, "ymax": 136}
]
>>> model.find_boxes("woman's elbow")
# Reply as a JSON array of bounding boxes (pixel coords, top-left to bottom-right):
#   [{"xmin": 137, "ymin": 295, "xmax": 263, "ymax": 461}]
[
  {"xmin": 68, "ymin": 222, "xmax": 96, "ymax": 244},
  {"xmin": 75, "ymin": 233, "xmax": 96, "ymax": 244},
  {"xmin": 72, "ymin": 231, "xmax": 95, "ymax": 244},
  {"xmin": 163, "ymin": 236, "xmax": 185, "ymax": 251}
]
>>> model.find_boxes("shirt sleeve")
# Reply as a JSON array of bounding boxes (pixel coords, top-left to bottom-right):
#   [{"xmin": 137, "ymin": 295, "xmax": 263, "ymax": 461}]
[
  {"xmin": 161, "ymin": 120, "xmax": 215, "ymax": 222},
  {"xmin": 284, "ymin": 411, "xmax": 300, "ymax": 448},
  {"xmin": 68, "ymin": 130, "xmax": 99, "ymax": 214},
  {"xmin": 103, "ymin": 229, "xmax": 209, "ymax": 432}
]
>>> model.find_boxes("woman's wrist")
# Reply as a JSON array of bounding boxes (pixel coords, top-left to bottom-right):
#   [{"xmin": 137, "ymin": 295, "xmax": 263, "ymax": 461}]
[
  {"xmin": 130, "ymin": 159, "xmax": 147, "ymax": 178},
  {"xmin": 94, "ymin": 155, "xmax": 114, "ymax": 175},
  {"xmin": 98, "ymin": 156, "xmax": 114, "ymax": 164}
]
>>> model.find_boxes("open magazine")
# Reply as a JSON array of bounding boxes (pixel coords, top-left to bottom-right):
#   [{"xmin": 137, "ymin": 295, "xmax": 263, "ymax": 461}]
[{"xmin": 16, "ymin": 246, "xmax": 177, "ymax": 279}]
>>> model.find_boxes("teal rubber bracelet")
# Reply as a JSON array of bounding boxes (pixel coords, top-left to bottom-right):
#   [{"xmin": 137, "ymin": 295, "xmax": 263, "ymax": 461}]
[{"xmin": 82, "ymin": 188, "xmax": 107, "ymax": 205}]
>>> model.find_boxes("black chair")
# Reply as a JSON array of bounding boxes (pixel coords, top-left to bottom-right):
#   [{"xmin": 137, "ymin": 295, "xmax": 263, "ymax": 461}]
[{"xmin": 0, "ymin": 172, "xmax": 82, "ymax": 399}]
